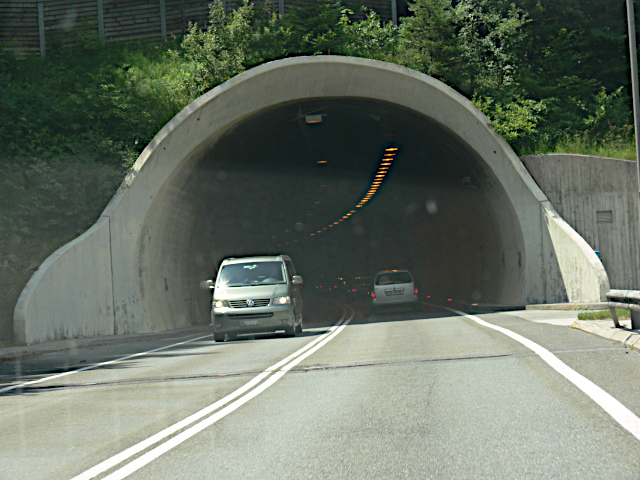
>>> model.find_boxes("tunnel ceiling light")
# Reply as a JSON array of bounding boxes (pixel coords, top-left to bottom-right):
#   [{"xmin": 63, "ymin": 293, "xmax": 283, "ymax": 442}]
[
  {"xmin": 292, "ymin": 145, "xmax": 399, "ymax": 243},
  {"xmin": 305, "ymin": 114, "xmax": 324, "ymax": 124}
]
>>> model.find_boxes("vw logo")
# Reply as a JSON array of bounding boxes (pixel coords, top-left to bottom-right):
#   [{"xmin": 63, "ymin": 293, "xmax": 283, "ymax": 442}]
[{"xmin": 246, "ymin": 299, "xmax": 255, "ymax": 307}]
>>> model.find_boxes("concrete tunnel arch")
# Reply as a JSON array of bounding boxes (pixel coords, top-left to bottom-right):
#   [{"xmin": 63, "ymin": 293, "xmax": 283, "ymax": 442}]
[{"xmin": 14, "ymin": 56, "xmax": 609, "ymax": 344}]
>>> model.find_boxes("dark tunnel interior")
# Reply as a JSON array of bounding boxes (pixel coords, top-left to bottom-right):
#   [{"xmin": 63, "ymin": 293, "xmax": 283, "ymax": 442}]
[{"xmin": 163, "ymin": 98, "xmax": 524, "ymax": 321}]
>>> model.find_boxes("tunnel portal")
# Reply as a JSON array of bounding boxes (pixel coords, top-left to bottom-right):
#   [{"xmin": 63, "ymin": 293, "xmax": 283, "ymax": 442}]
[
  {"xmin": 142, "ymin": 98, "xmax": 524, "ymax": 325},
  {"xmin": 15, "ymin": 56, "xmax": 608, "ymax": 344}
]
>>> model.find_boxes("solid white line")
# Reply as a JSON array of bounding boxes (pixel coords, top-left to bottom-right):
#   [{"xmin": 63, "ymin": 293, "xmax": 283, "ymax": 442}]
[
  {"xmin": 445, "ymin": 307, "xmax": 640, "ymax": 442},
  {"xmin": 101, "ymin": 308, "xmax": 355, "ymax": 480},
  {"xmin": 72, "ymin": 309, "xmax": 353, "ymax": 480},
  {"xmin": 0, "ymin": 334, "xmax": 213, "ymax": 394}
]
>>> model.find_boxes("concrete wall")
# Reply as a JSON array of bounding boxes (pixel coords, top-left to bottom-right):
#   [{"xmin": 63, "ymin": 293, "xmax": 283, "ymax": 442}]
[
  {"xmin": 13, "ymin": 217, "xmax": 115, "ymax": 344},
  {"xmin": 13, "ymin": 57, "xmax": 610, "ymax": 344},
  {"xmin": 522, "ymin": 153, "xmax": 640, "ymax": 290}
]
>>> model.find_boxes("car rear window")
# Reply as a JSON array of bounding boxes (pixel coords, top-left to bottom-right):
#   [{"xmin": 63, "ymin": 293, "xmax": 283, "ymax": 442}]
[{"xmin": 375, "ymin": 272, "xmax": 412, "ymax": 285}]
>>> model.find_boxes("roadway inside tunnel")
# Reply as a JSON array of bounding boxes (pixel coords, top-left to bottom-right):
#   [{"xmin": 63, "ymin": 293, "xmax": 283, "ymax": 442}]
[{"xmin": 146, "ymin": 98, "xmax": 524, "ymax": 323}]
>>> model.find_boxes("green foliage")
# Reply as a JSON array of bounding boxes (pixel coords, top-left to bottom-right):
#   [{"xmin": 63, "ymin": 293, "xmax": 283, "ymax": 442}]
[
  {"xmin": 280, "ymin": 1, "xmax": 345, "ymax": 54},
  {"xmin": 340, "ymin": 8, "xmax": 398, "ymax": 60},
  {"xmin": 398, "ymin": 0, "xmax": 462, "ymax": 82},
  {"xmin": 453, "ymin": 0, "xmax": 529, "ymax": 96},
  {"xmin": 473, "ymin": 96, "xmax": 547, "ymax": 146},
  {"xmin": 0, "ymin": 40, "xmax": 191, "ymax": 168},
  {"xmin": 0, "ymin": 157, "xmax": 122, "ymax": 243}
]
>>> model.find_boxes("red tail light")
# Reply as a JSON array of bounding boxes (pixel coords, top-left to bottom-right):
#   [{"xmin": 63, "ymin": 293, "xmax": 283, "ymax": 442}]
[
  {"xmin": 414, "ymin": 289, "xmax": 419, "ymax": 295},
  {"xmin": 371, "ymin": 292, "xmax": 376, "ymax": 299}
]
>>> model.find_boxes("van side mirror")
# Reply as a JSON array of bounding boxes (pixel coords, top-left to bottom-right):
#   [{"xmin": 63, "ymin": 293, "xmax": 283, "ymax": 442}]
[
  {"xmin": 200, "ymin": 279, "xmax": 215, "ymax": 290},
  {"xmin": 292, "ymin": 275, "xmax": 303, "ymax": 285}
]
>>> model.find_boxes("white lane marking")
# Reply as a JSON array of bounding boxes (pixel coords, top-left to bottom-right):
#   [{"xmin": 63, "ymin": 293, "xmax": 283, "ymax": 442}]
[
  {"xmin": 0, "ymin": 334, "xmax": 213, "ymax": 394},
  {"xmin": 102, "ymin": 313, "xmax": 353, "ymax": 480},
  {"xmin": 444, "ymin": 307, "xmax": 640, "ymax": 442},
  {"xmin": 72, "ymin": 307, "xmax": 354, "ymax": 480}
]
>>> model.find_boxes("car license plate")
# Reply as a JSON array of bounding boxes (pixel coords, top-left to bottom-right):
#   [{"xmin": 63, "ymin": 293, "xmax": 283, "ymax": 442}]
[
  {"xmin": 243, "ymin": 320, "xmax": 258, "ymax": 325},
  {"xmin": 385, "ymin": 288, "xmax": 404, "ymax": 296}
]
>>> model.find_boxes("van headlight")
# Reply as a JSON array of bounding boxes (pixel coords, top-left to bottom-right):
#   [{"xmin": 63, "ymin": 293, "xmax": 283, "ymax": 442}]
[
  {"xmin": 213, "ymin": 300, "xmax": 229, "ymax": 308},
  {"xmin": 272, "ymin": 296, "xmax": 290, "ymax": 305}
]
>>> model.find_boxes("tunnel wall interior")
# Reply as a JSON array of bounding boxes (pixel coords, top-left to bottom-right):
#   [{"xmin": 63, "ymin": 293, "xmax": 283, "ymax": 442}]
[{"xmin": 14, "ymin": 56, "xmax": 608, "ymax": 344}]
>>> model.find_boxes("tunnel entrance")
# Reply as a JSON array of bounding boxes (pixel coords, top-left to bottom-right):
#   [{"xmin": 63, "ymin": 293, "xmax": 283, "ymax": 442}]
[
  {"xmin": 144, "ymin": 98, "xmax": 524, "ymax": 323},
  {"xmin": 19, "ymin": 56, "xmax": 608, "ymax": 345}
]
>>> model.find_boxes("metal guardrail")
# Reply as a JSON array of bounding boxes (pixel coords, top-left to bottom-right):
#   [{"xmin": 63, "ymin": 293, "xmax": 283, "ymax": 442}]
[{"xmin": 606, "ymin": 290, "xmax": 640, "ymax": 330}]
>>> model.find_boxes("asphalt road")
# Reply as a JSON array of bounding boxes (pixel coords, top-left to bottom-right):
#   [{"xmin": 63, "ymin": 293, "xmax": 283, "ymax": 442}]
[{"xmin": 1, "ymin": 302, "xmax": 640, "ymax": 479}]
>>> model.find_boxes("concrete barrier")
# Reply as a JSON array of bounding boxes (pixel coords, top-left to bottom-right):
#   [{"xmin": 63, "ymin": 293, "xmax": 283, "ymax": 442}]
[
  {"xmin": 14, "ymin": 217, "xmax": 115, "ymax": 344},
  {"xmin": 521, "ymin": 153, "xmax": 640, "ymax": 290}
]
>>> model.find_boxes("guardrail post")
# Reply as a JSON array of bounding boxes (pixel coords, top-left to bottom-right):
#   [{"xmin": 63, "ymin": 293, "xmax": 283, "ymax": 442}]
[
  {"xmin": 609, "ymin": 305, "xmax": 621, "ymax": 328},
  {"xmin": 632, "ymin": 309, "xmax": 640, "ymax": 330}
]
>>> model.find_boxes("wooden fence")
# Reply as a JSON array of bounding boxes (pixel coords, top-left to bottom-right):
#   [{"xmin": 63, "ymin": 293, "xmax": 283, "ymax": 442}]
[{"xmin": 0, "ymin": 0, "xmax": 403, "ymax": 57}]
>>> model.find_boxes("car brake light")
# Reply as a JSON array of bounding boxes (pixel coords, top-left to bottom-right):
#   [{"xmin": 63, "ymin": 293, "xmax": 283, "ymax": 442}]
[
  {"xmin": 371, "ymin": 292, "xmax": 376, "ymax": 299},
  {"xmin": 414, "ymin": 289, "xmax": 418, "ymax": 295}
]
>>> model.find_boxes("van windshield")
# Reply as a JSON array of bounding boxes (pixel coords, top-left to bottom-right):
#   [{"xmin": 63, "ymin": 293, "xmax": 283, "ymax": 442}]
[{"xmin": 218, "ymin": 261, "xmax": 286, "ymax": 287}]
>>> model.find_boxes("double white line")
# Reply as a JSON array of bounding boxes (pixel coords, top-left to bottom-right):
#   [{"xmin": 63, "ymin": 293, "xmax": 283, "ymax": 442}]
[{"xmin": 72, "ymin": 306, "xmax": 354, "ymax": 480}]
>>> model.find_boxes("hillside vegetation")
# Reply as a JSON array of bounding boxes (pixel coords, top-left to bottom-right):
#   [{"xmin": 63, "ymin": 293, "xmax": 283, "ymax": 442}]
[{"xmin": 0, "ymin": 0, "xmax": 636, "ymax": 345}]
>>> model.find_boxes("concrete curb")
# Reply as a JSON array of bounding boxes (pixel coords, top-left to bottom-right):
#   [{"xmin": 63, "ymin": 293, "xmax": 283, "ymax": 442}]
[
  {"xmin": 527, "ymin": 302, "xmax": 608, "ymax": 311},
  {"xmin": 572, "ymin": 319, "xmax": 640, "ymax": 350}
]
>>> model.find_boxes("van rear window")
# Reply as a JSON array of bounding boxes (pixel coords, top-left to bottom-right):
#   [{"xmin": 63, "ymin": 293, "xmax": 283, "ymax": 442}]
[{"xmin": 375, "ymin": 272, "xmax": 412, "ymax": 285}]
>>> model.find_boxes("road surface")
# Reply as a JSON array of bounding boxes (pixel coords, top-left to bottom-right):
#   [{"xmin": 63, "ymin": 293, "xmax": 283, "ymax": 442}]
[{"xmin": 1, "ymin": 302, "xmax": 640, "ymax": 479}]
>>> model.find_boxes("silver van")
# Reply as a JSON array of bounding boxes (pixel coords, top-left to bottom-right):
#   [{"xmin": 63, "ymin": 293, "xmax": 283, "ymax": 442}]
[{"xmin": 209, "ymin": 255, "xmax": 303, "ymax": 342}]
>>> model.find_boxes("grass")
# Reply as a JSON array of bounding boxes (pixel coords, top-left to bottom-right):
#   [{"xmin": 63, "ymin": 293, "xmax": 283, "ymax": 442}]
[
  {"xmin": 547, "ymin": 134, "xmax": 636, "ymax": 160},
  {"xmin": 577, "ymin": 309, "xmax": 631, "ymax": 320}
]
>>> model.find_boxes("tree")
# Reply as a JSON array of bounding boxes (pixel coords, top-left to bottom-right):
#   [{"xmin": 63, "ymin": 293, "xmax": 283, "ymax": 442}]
[{"xmin": 398, "ymin": 0, "xmax": 463, "ymax": 85}]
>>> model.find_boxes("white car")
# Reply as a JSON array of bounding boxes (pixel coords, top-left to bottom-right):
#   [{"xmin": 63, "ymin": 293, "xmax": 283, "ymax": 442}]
[{"xmin": 370, "ymin": 270, "xmax": 419, "ymax": 312}]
